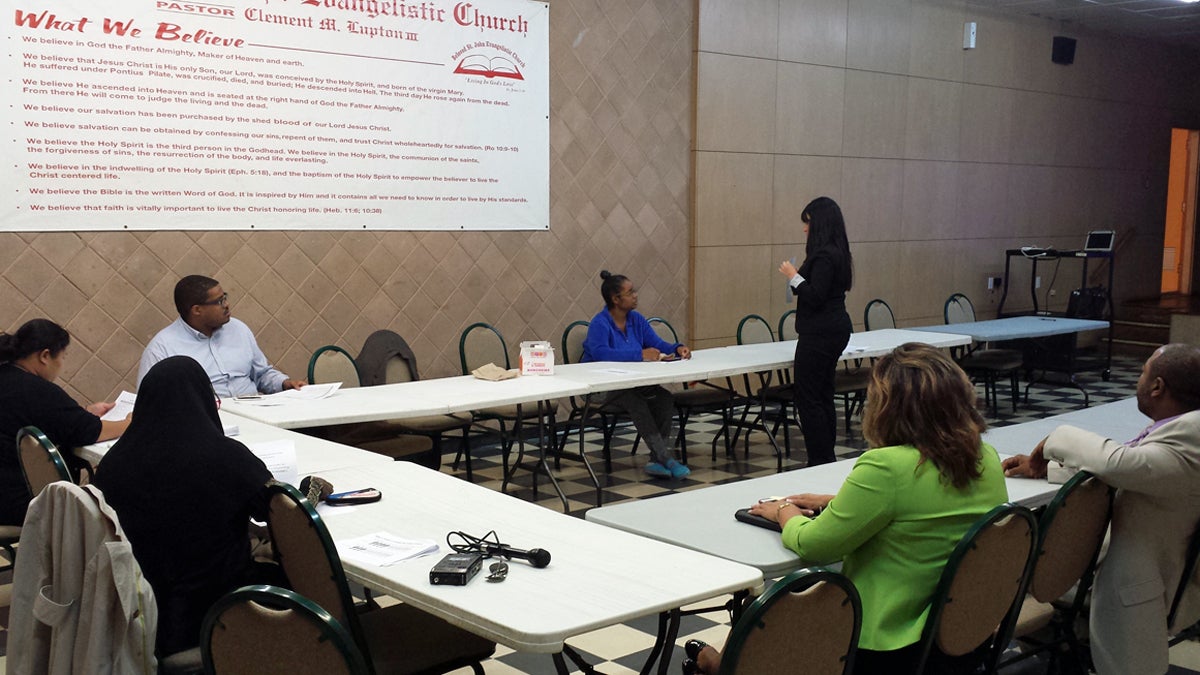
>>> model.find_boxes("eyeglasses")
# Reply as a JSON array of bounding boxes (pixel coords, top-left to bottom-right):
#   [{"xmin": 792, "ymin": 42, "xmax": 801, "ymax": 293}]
[
  {"xmin": 198, "ymin": 292, "xmax": 229, "ymax": 307},
  {"xmin": 618, "ymin": 288, "xmax": 638, "ymax": 298}
]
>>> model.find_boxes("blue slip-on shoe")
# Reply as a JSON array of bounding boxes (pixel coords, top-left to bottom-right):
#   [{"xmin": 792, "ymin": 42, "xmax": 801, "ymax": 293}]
[
  {"xmin": 644, "ymin": 462, "xmax": 672, "ymax": 478},
  {"xmin": 666, "ymin": 459, "xmax": 691, "ymax": 480}
]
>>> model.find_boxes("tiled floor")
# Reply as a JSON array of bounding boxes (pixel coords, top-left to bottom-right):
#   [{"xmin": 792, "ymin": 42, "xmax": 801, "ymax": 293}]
[{"xmin": 3, "ymin": 352, "xmax": 1199, "ymax": 673}]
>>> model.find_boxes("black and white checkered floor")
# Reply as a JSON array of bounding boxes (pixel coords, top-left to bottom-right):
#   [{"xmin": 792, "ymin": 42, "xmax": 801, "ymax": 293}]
[
  {"xmin": 433, "ymin": 353, "xmax": 1200, "ymax": 674},
  {"xmin": 4, "ymin": 353, "xmax": 1199, "ymax": 673}
]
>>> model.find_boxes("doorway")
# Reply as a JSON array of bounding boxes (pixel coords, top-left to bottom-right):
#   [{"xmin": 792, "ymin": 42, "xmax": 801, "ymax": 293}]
[{"xmin": 1162, "ymin": 128, "xmax": 1199, "ymax": 295}]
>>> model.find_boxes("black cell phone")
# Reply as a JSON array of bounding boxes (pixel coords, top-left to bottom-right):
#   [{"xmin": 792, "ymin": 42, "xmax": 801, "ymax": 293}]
[
  {"xmin": 325, "ymin": 488, "xmax": 381, "ymax": 505},
  {"xmin": 734, "ymin": 508, "xmax": 782, "ymax": 532}
]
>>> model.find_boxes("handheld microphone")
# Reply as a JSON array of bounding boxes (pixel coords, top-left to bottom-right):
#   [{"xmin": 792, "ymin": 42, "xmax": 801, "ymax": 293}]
[
  {"xmin": 299, "ymin": 476, "xmax": 334, "ymax": 505},
  {"xmin": 481, "ymin": 542, "xmax": 551, "ymax": 568}
]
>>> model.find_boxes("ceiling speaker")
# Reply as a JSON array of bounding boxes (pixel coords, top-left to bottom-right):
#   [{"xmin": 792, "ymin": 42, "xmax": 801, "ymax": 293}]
[{"xmin": 1052, "ymin": 36, "xmax": 1076, "ymax": 65}]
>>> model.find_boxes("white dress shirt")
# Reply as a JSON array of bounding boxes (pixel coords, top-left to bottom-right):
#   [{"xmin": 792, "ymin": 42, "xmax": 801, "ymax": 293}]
[{"xmin": 138, "ymin": 317, "xmax": 289, "ymax": 397}]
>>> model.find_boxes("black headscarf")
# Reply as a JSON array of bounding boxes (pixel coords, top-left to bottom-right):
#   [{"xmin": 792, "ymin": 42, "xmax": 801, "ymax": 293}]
[{"xmin": 94, "ymin": 355, "xmax": 272, "ymax": 654}]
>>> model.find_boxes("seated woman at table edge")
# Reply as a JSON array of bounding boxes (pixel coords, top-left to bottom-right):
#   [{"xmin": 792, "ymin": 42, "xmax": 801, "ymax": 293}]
[
  {"xmin": 685, "ymin": 342, "xmax": 1008, "ymax": 675},
  {"xmin": 581, "ymin": 270, "xmax": 693, "ymax": 480},
  {"xmin": 93, "ymin": 355, "xmax": 286, "ymax": 656},
  {"xmin": 0, "ymin": 318, "xmax": 131, "ymax": 526}
]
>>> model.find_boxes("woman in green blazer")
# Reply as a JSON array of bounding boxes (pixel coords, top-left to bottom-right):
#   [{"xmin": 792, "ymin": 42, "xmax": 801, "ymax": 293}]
[{"xmin": 688, "ymin": 343, "xmax": 1009, "ymax": 675}]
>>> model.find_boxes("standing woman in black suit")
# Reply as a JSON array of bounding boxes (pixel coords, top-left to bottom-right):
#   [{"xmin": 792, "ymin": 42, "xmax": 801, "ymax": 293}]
[{"xmin": 779, "ymin": 196, "xmax": 853, "ymax": 466}]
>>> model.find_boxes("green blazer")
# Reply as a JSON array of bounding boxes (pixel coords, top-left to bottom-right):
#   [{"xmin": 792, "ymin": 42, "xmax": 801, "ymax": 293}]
[{"xmin": 780, "ymin": 443, "xmax": 1008, "ymax": 651}]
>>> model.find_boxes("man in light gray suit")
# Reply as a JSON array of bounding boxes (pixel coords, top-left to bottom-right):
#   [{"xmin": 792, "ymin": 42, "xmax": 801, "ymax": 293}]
[{"xmin": 1003, "ymin": 343, "xmax": 1200, "ymax": 675}]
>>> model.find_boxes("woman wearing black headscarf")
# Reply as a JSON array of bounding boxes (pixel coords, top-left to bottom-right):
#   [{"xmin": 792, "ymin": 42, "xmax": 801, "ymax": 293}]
[
  {"xmin": 93, "ymin": 356, "xmax": 275, "ymax": 656},
  {"xmin": 778, "ymin": 197, "xmax": 854, "ymax": 466}
]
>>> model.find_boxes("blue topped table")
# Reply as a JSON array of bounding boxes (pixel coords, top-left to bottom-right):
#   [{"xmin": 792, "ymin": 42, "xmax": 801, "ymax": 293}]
[{"xmin": 909, "ymin": 316, "xmax": 1110, "ymax": 406}]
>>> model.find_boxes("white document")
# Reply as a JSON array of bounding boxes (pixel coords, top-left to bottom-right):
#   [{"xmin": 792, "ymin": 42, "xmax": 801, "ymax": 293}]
[
  {"xmin": 100, "ymin": 391, "xmax": 137, "ymax": 421},
  {"xmin": 236, "ymin": 382, "xmax": 342, "ymax": 406},
  {"xmin": 336, "ymin": 532, "xmax": 439, "ymax": 567},
  {"xmin": 247, "ymin": 439, "xmax": 299, "ymax": 487}
]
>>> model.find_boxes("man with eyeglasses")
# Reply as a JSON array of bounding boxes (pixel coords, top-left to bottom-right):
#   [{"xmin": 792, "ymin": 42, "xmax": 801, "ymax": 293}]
[{"xmin": 138, "ymin": 275, "xmax": 305, "ymax": 397}]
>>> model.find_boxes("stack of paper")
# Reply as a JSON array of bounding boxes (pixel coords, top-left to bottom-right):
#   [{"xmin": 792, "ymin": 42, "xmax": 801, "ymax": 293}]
[{"xmin": 336, "ymin": 532, "xmax": 440, "ymax": 567}]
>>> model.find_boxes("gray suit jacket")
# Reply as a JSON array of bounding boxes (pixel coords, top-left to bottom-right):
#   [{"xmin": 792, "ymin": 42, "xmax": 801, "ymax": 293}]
[{"xmin": 1044, "ymin": 410, "xmax": 1200, "ymax": 675}]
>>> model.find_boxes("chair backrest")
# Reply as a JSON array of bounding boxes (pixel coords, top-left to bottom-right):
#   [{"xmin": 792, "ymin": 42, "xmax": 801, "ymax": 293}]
[
  {"xmin": 1169, "ymin": 518, "xmax": 1200, "ymax": 631},
  {"xmin": 647, "ymin": 317, "xmax": 678, "ymax": 345},
  {"xmin": 944, "ymin": 293, "xmax": 976, "ymax": 325},
  {"xmin": 864, "ymin": 299, "xmax": 896, "ymax": 331},
  {"xmin": 202, "ymin": 585, "xmax": 368, "ymax": 675},
  {"xmin": 561, "ymin": 320, "xmax": 590, "ymax": 365},
  {"xmin": 917, "ymin": 503, "xmax": 1037, "ymax": 672},
  {"xmin": 737, "ymin": 314, "xmax": 775, "ymax": 345},
  {"xmin": 264, "ymin": 483, "xmax": 367, "ymax": 653},
  {"xmin": 308, "ymin": 346, "xmax": 361, "ymax": 388},
  {"xmin": 777, "ymin": 310, "xmax": 798, "ymax": 342},
  {"xmin": 1028, "ymin": 471, "xmax": 1112, "ymax": 603},
  {"xmin": 356, "ymin": 329, "xmax": 420, "ymax": 385},
  {"xmin": 720, "ymin": 567, "xmax": 860, "ymax": 675},
  {"xmin": 459, "ymin": 322, "xmax": 510, "ymax": 374},
  {"xmin": 16, "ymin": 427, "xmax": 71, "ymax": 497}
]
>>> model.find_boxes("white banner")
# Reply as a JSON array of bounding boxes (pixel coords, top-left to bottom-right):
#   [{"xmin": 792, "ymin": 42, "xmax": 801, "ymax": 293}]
[{"xmin": 2, "ymin": 0, "xmax": 549, "ymax": 231}]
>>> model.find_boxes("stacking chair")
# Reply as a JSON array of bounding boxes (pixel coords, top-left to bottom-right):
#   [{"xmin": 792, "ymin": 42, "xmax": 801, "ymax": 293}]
[
  {"xmin": 354, "ymin": 330, "xmax": 475, "ymax": 480},
  {"xmin": 1003, "ymin": 471, "xmax": 1112, "ymax": 672},
  {"xmin": 945, "ymin": 293, "xmax": 1024, "ymax": 413},
  {"xmin": 648, "ymin": 317, "xmax": 734, "ymax": 463},
  {"xmin": 308, "ymin": 345, "xmax": 361, "ymax": 387},
  {"xmin": 306, "ymin": 346, "xmax": 440, "ymax": 470},
  {"xmin": 1168, "ymin": 521, "xmax": 1200, "ymax": 646},
  {"xmin": 3, "ymin": 426, "xmax": 72, "ymax": 574},
  {"xmin": 716, "ymin": 567, "xmax": 861, "ymax": 674},
  {"xmin": 17, "ymin": 426, "xmax": 72, "ymax": 497},
  {"xmin": 202, "ymin": 585, "xmax": 369, "ymax": 675},
  {"xmin": 863, "ymin": 298, "xmax": 896, "ymax": 331},
  {"xmin": 727, "ymin": 314, "xmax": 792, "ymax": 467},
  {"xmin": 459, "ymin": 322, "xmax": 558, "ymax": 490},
  {"xmin": 915, "ymin": 503, "xmax": 1038, "ymax": 675},
  {"xmin": 265, "ymin": 483, "xmax": 495, "ymax": 674}
]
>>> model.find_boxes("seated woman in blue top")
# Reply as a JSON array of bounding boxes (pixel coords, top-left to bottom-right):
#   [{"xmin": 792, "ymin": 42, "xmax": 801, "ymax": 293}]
[
  {"xmin": 685, "ymin": 343, "xmax": 1008, "ymax": 675},
  {"xmin": 582, "ymin": 270, "xmax": 692, "ymax": 479}
]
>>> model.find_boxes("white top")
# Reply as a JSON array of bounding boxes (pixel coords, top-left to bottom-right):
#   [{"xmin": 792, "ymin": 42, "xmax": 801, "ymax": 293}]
[
  {"xmin": 314, "ymin": 462, "xmax": 763, "ymax": 653},
  {"xmin": 139, "ymin": 317, "xmax": 290, "ymax": 397},
  {"xmin": 225, "ymin": 328, "xmax": 970, "ymax": 428},
  {"xmin": 76, "ymin": 409, "xmax": 390, "ymax": 474}
]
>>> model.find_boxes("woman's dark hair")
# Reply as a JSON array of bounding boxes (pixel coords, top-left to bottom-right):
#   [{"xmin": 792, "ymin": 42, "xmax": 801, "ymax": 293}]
[
  {"xmin": 862, "ymin": 342, "xmax": 986, "ymax": 490},
  {"xmin": 0, "ymin": 318, "xmax": 71, "ymax": 364},
  {"xmin": 599, "ymin": 270, "xmax": 630, "ymax": 309},
  {"xmin": 802, "ymin": 196, "xmax": 853, "ymax": 292}
]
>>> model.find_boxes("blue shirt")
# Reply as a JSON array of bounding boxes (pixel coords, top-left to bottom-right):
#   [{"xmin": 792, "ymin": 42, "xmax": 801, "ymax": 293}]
[
  {"xmin": 138, "ymin": 317, "xmax": 289, "ymax": 397},
  {"xmin": 581, "ymin": 309, "xmax": 679, "ymax": 362}
]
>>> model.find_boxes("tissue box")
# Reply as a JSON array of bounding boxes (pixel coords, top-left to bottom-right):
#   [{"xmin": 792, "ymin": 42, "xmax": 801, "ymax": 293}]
[{"xmin": 519, "ymin": 341, "xmax": 555, "ymax": 375}]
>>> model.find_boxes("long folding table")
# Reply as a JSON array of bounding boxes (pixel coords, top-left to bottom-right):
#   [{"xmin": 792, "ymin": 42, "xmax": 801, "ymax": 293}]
[
  {"xmin": 909, "ymin": 316, "xmax": 1110, "ymax": 405},
  {"xmin": 586, "ymin": 397, "xmax": 1145, "ymax": 578},
  {"xmin": 315, "ymin": 461, "xmax": 763, "ymax": 675}
]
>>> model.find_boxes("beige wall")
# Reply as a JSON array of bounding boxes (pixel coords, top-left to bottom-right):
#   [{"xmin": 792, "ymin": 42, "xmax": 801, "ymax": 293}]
[
  {"xmin": 692, "ymin": 0, "xmax": 1200, "ymax": 348},
  {"xmin": 0, "ymin": 0, "xmax": 696, "ymax": 406}
]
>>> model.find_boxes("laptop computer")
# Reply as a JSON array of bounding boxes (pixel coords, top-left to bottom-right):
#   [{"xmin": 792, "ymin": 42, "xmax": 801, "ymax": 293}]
[{"xmin": 1084, "ymin": 230, "xmax": 1115, "ymax": 252}]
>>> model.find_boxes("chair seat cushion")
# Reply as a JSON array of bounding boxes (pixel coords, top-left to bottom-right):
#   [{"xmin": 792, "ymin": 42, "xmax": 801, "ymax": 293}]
[
  {"xmin": 477, "ymin": 400, "xmax": 559, "ymax": 421},
  {"xmin": 673, "ymin": 387, "xmax": 733, "ymax": 408},
  {"xmin": 834, "ymin": 368, "xmax": 871, "ymax": 393},
  {"xmin": 382, "ymin": 413, "xmax": 472, "ymax": 434},
  {"xmin": 360, "ymin": 602, "xmax": 496, "ymax": 674},
  {"xmin": 961, "ymin": 349, "xmax": 1024, "ymax": 371}
]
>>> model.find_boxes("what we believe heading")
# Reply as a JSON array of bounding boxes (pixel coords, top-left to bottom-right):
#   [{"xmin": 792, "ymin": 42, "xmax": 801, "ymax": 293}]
[{"xmin": 14, "ymin": 9, "xmax": 247, "ymax": 48}]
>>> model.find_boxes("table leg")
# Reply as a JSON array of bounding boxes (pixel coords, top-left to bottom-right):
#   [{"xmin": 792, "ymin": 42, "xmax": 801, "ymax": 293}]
[{"xmin": 639, "ymin": 611, "xmax": 672, "ymax": 675}]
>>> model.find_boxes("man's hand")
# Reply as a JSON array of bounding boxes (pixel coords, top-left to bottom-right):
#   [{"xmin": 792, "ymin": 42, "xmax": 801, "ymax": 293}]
[
  {"xmin": 1002, "ymin": 439, "xmax": 1049, "ymax": 478},
  {"xmin": 86, "ymin": 401, "xmax": 116, "ymax": 417},
  {"xmin": 282, "ymin": 379, "xmax": 307, "ymax": 391}
]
